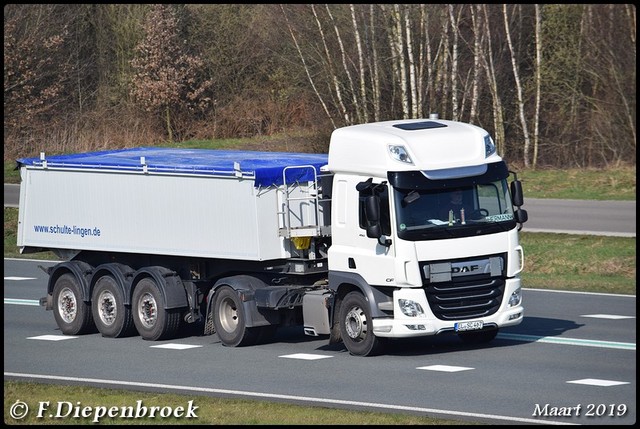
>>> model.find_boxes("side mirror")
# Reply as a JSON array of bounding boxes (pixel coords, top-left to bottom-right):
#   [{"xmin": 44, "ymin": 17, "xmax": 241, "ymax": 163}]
[
  {"xmin": 510, "ymin": 180, "xmax": 525, "ymax": 207},
  {"xmin": 364, "ymin": 195, "xmax": 382, "ymax": 239},
  {"xmin": 515, "ymin": 208, "xmax": 528, "ymax": 224}
]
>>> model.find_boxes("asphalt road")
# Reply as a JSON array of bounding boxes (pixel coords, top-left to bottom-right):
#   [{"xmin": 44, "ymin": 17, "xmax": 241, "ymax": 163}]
[
  {"xmin": 4, "ymin": 182, "xmax": 636, "ymax": 424},
  {"xmin": 4, "ymin": 258, "xmax": 636, "ymax": 425},
  {"xmin": 4, "ymin": 183, "xmax": 637, "ymax": 237}
]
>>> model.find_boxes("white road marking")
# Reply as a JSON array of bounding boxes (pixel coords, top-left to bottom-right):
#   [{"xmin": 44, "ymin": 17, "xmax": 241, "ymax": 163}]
[
  {"xmin": 497, "ymin": 333, "xmax": 635, "ymax": 350},
  {"xmin": 417, "ymin": 365, "xmax": 474, "ymax": 372},
  {"xmin": 580, "ymin": 314, "xmax": 635, "ymax": 320},
  {"xmin": 150, "ymin": 344, "xmax": 203, "ymax": 350},
  {"xmin": 4, "ymin": 298, "xmax": 40, "ymax": 306},
  {"xmin": 567, "ymin": 378, "xmax": 630, "ymax": 387},
  {"xmin": 279, "ymin": 353, "xmax": 333, "ymax": 360},
  {"xmin": 27, "ymin": 335, "xmax": 77, "ymax": 341}
]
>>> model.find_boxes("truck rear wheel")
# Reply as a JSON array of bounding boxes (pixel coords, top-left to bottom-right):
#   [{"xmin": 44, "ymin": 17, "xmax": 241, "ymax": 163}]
[
  {"xmin": 52, "ymin": 273, "xmax": 95, "ymax": 335},
  {"xmin": 339, "ymin": 291, "xmax": 385, "ymax": 356},
  {"xmin": 91, "ymin": 275, "xmax": 135, "ymax": 338},
  {"xmin": 212, "ymin": 286, "xmax": 259, "ymax": 347},
  {"xmin": 132, "ymin": 277, "xmax": 180, "ymax": 341}
]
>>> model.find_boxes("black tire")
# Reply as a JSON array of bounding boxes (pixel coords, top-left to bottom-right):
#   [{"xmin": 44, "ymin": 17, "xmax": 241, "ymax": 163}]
[
  {"xmin": 458, "ymin": 328, "xmax": 499, "ymax": 344},
  {"xmin": 212, "ymin": 286, "xmax": 259, "ymax": 347},
  {"xmin": 132, "ymin": 277, "xmax": 180, "ymax": 341},
  {"xmin": 91, "ymin": 275, "xmax": 136, "ymax": 338},
  {"xmin": 52, "ymin": 273, "xmax": 95, "ymax": 335},
  {"xmin": 339, "ymin": 291, "xmax": 385, "ymax": 356}
]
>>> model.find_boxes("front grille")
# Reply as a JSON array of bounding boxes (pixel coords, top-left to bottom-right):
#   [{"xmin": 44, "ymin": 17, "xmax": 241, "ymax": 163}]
[{"xmin": 424, "ymin": 278, "xmax": 504, "ymax": 320}]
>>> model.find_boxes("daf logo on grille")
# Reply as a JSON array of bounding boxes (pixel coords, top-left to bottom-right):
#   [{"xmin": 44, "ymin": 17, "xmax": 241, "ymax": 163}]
[
  {"xmin": 423, "ymin": 256, "xmax": 503, "ymax": 283},
  {"xmin": 452, "ymin": 265, "xmax": 480, "ymax": 274}
]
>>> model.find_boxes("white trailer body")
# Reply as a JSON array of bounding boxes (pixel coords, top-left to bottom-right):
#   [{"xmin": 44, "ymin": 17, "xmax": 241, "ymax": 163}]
[
  {"xmin": 18, "ymin": 148, "xmax": 330, "ymax": 261},
  {"xmin": 18, "ymin": 117, "xmax": 528, "ymax": 357}
]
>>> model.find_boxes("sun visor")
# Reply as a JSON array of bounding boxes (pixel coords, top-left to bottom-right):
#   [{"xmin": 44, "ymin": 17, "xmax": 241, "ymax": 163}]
[{"xmin": 423, "ymin": 164, "xmax": 488, "ymax": 180}]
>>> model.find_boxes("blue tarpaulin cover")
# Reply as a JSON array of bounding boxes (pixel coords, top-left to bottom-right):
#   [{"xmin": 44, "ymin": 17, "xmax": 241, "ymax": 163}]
[{"xmin": 18, "ymin": 147, "xmax": 329, "ymax": 188}]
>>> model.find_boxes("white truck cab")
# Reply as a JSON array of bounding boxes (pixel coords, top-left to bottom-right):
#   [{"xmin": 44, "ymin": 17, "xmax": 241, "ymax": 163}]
[{"xmin": 313, "ymin": 117, "xmax": 528, "ymax": 355}]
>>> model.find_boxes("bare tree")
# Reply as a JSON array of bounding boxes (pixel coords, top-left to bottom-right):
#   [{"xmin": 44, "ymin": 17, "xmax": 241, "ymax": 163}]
[
  {"xmin": 479, "ymin": 5, "xmax": 506, "ymax": 156},
  {"xmin": 532, "ymin": 4, "xmax": 542, "ymax": 168},
  {"xmin": 312, "ymin": 5, "xmax": 351, "ymax": 123},
  {"xmin": 325, "ymin": 5, "xmax": 360, "ymax": 123},
  {"xmin": 4, "ymin": 5, "xmax": 72, "ymax": 132},
  {"xmin": 503, "ymin": 4, "xmax": 531, "ymax": 167},
  {"xmin": 469, "ymin": 5, "xmax": 482, "ymax": 124},
  {"xmin": 386, "ymin": 4, "xmax": 410, "ymax": 118},
  {"xmin": 368, "ymin": 5, "xmax": 382, "ymax": 121},
  {"xmin": 281, "ymin": 5, "xmax": 337, "ymax": 129},
  {"xmin": 129, "ymin": 5, "xmax": 213, "ymax": 142},
  {"xmin": 447, "ymin": 4, "xmax": 461, "ymax": 121},
  {"xmin": 350, "ymin": 4, "xmax": 368, "ymax": 123}
]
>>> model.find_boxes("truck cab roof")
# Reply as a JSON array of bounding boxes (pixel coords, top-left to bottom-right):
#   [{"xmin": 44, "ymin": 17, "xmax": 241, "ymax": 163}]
[{"xmin": 327, "ymin": 118, "xmax": 502, "ymax": 179}]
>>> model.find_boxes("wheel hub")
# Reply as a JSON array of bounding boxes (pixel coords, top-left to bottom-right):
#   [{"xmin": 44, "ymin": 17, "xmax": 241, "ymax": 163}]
[
  {"xmin": 58, "ymin": 287, "xmax": 77, "ymax": 323},
  {"xmin": 219, "ymin": 297, "xmax": 238, "ymax": 333},
  {"xmin": 97, "ymin": 291, "xmax": 116, "ymax": 325},
  {"xmin": 138, "ymin": 292, "xmax": 157, "ymax": 328},
  {"xmin": 344, "ymin": 307, "xmax": 367, "ymax": 341}
]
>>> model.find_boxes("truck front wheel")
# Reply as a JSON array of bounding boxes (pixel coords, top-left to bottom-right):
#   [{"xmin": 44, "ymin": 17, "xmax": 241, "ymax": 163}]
[
  {"xmin": 91, "ymin": 275, "xmax": 135, "ymax": 338},
  {"xmin": 339, "ymin": 291, "xmax": 385, "ymax": 356},
  {"xmin": 52, "ymin": 273, "xmax": 95, "ymax": 335},
  {"xmin": 212, "ymin": 286, "xmax": 259, "ymax": 347},
  {"xmin": 132, "ymin": 277, "xmax": 180, "ymax": 341}
]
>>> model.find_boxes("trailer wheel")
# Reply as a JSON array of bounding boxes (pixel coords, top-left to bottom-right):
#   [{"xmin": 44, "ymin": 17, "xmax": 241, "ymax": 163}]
[
  {"xmin": 339, "ymin": 291, "xmax": 385, "ymax": 356},
  {"xmin": 212, "ymin": 286, "xmax": 259, "ymax": 347},
  {"xmin": 458, "ymin": 328, "xmax": 498, "ymax": 344},
  {"xmin": 132, "ymin": 277, "xmax": 180, "ymax": 341},
  {"xmin": 91, "ymin": 275, "xmax": 135, "ymax": 338},
  {"xmin": 52, "ymin": 273, "xmax": 95, "ymax": 335}
]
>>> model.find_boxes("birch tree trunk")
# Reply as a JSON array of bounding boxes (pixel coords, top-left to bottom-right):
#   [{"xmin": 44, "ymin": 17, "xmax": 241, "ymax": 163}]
[
  {"xmin": 369, "ymin": 5, "xmax": 381, "ymax": 122},
  {"xmin": 469, "ymin": 5, "xmax": 482, "ymax": 124},
  {"xmin": 503, "ymin": 4, "xmax": 531, "ymax": 167},
  {"xmin": 419, "ymin": 5, "xmax": 435, "ymax": 115},
  {"xmin": 436, "ymin": 8, "xmax": 451, "ymax": 118},
  {"xmin": 311, "ymin": 4, "xmax": 350, "ymax": 124},
  {"xmin": 350, "ymin": 4, "xmax": 368, "ymax": 123},
  {"xmin": 388, "ymin": 4, "xmax": 409, "ymax": 118},
  {"xmin": 533, "ymin": 4, "xmax": 542, "ymax": 168},
  {"xmin": 404, "ymin": 6, "xmax": 419, "ymax": 118},
  {"xmin": 326, "ymin": 5, "xmax": 360, "ymax": 124},
  {"xmin": 447, "ymin": 4, "xmax": 460, "ymax": 121},
  {"xmin": 480, "ymin": 5, "xmax": 505, "ymax": 155}
]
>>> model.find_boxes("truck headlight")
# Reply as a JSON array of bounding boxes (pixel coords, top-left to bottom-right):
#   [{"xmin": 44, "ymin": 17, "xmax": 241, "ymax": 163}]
[
  {"xmin": 398, "ymin": 299, "xmax": 424, "ymax": 317},
  {"xmin": 388, "ymin": 145, "xmax": 413, "ymax": 164},
  {"xmin": 508, "ymin": 288, "xmax": 522, "ymax": 307},
  {"xmin": 484, "ymin": 135, "xmax": 496, "ymax": 157}
]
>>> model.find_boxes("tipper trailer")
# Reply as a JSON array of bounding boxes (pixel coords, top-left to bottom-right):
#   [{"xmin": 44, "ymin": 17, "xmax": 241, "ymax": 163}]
[{"xmin": 17, "ymin": 117, "xmax": 528, "ymax": 356}]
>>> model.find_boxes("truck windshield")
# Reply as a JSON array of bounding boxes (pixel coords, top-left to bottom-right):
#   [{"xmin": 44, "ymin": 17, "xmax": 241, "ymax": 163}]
[{"xmin": 392, "ymin": 177, "xmax": 517, "ymax": 240}]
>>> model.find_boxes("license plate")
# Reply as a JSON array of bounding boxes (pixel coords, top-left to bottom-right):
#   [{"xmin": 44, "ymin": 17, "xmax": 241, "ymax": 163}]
[{"xmin": 454, "ymin": 321, "xmax": 483, "ymax": 332}]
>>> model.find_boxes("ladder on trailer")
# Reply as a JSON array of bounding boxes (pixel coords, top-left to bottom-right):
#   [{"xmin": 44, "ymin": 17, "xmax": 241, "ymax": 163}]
[{"xmin": 278, "ymin": 165, "xmax": 323, "ymax": 239}]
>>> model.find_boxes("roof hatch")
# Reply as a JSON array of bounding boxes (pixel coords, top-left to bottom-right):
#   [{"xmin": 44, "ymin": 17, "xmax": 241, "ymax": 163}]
[{"xmin": 393, "ymin": 121, "xmax": 448, "ymax": 131}]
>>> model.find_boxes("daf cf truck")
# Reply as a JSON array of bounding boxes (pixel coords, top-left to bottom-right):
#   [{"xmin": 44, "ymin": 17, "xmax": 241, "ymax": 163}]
[{"xmin": 17, "ymin": 117, "xmax": 528, "ymax": 356}]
